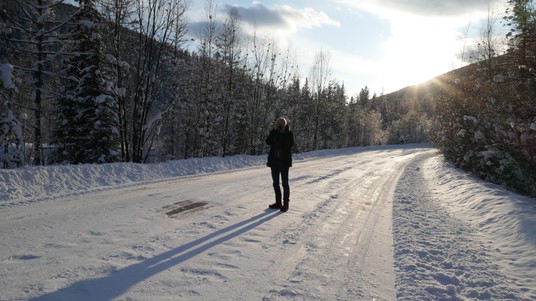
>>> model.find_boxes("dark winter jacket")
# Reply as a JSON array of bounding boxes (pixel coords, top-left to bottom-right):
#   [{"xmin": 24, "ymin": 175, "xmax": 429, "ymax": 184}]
[{"xmin": 266, "ymin": 126, "xmax": 294, "ymax": 168}]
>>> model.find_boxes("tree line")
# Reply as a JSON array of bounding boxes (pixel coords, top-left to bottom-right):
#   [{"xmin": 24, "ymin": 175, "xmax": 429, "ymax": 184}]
[
  {"xmin": 1, "ymin": 0, "xmax": 534, "ymax": 197},
  {"xmin": 0, "ymin": 0, "xmax": 432, "ymax": 168}
]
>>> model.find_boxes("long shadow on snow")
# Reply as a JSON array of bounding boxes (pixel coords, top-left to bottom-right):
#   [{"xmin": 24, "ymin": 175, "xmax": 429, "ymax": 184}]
[{"xmin": 31, "ymin": 209, "xmax": 281, "ymax": 301}]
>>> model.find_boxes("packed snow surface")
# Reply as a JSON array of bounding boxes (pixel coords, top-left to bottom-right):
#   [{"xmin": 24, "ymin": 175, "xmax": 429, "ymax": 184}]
[{"xmin": 1, "ymin": 144, "xmax": 535, "ymax": 300}]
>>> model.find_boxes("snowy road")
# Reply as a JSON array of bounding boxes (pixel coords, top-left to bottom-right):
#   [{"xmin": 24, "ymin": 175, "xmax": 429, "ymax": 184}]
[{"xmin": 1, "ymin": 145, "xmax": 535, "ymax": 300}]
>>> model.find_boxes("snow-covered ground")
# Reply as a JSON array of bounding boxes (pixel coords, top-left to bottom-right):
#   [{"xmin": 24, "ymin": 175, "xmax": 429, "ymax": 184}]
[{"xmin": 1, "ymin": 144, "xmax": 535, "ymax": 300}]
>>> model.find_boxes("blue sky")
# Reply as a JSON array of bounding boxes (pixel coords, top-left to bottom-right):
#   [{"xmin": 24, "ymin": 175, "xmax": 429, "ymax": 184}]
[{"xmin": 187, "ymin": 0, "xmax": 507, "ymax": 97}]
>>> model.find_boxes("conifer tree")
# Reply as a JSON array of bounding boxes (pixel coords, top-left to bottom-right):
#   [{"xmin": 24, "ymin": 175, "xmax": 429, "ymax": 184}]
[
  {"xmin": 0, "ymin": 64, "xmax": 24, "ymax": 168},
  {"xmin": 505, "ymin": 0, "xmax": 536, "ymax": 80},
  {"xmin": 56, "ymin": 0, "xmax": 118, "ymax": 163}
]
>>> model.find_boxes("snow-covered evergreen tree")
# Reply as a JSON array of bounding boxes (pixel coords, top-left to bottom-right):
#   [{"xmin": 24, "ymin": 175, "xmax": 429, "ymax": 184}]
[
  {"xmin": 0, "ymin": 64, "xmax": 24, "ymax": 168},
  {"xmin": 55, "ymin": 0, "xmax": 119, "ymax": 164}
]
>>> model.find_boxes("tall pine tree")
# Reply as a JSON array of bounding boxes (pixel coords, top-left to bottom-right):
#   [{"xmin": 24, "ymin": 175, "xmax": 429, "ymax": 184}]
[
  {"xmin": 55, "ymin": 0, "xmax": 118, "ymax": 164},
  {"xmin": 0, "ymin": 64, "xmax": 24, "ymax": 168}
]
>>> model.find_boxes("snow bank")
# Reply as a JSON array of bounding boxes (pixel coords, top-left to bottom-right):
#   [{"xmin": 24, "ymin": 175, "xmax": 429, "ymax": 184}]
[
  {"xmin": 394, "ymin": 153, "xmax": 536, "ymax": 300},
  {"xmin": 0, "ymin": 155, "xmax": 265, "ymax": 204},
  {"xmin": 426, "ymin": 156, "xmax": 536, "ymax": 291},
  {"xmin": 1, "ymin": 145, "xmax": 408, "ymax": 204}
]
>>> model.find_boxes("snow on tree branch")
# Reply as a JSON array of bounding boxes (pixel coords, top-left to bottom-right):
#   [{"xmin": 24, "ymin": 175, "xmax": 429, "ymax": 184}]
[{"xmin": 0, "ymin": 64, "xmax": 15, "ymax": 90}]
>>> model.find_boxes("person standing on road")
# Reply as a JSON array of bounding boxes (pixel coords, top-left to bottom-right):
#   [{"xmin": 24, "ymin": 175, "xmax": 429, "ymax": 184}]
[{"xmin": 266, "ymin": 117, "xmax": 294, "ymax": 212}]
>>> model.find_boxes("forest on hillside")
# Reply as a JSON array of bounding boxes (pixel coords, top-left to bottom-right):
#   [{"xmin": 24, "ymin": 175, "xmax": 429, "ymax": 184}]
[{"xmin": 0, "ymin": 0, "xmax": 535, "ymax": 196}]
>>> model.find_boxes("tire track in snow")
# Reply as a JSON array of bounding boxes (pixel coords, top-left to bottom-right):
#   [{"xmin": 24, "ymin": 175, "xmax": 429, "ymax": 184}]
[
  {"xmin": 260, "ymin": 149, "xmax": 435, "ymax": 301},
  {"xmin": 1, "ymin": 146, "xmax": 438, "ymax": 300}
]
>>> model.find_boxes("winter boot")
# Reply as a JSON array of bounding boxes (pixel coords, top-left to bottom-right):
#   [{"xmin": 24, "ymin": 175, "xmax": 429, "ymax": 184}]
[
  {"xmin": 281, "ymin": 199, "xmax": 289, "ymax": 212},
  {"xmin": 269, "ymin": 186, "xmax": 283, "ymax": 209},
  {"xmin": 269, "ymin": 198, "xmax": 282, "ymax": 209}
]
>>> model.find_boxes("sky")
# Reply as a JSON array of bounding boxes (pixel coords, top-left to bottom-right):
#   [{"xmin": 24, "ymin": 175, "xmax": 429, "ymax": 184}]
[{"xmin": 186, "ymin": 0, "xmax": 508, "ymax": 97}]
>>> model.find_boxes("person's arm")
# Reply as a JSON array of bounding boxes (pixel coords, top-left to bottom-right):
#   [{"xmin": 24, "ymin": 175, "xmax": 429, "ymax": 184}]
[
  {"xmin": 288, "ymin": 131, "xmax": 294, "ymax": 148},
  {"xmin": 266, "ymin": 129, "xmax": 276, "ymax": 145}
]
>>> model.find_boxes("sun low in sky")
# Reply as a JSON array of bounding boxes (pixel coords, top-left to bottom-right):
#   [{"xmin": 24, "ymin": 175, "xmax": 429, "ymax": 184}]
[{"xmin": 188, "ymin": 0, "xmax": 506, "ymax": 97}]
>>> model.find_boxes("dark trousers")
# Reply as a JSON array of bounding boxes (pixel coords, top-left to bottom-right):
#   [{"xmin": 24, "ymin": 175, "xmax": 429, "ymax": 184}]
[{"xmin": 271, "ymin": 164, "xmax": 290, "ymax": 201}]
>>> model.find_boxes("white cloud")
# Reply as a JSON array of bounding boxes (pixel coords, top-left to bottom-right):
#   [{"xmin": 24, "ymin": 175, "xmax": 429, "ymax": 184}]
[
  {"xmin": 337, "ymin": 0, "xmax": 494, "ymax": 17},
  {"xmin": 224, "ymin": 1, "xmax": 340, "ymax": 36}
]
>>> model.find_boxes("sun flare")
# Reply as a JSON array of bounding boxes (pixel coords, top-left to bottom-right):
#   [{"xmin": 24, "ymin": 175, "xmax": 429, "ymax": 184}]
[{"xmin": 379, "ymin": 16, "xmax": 464, "ymax": 92}]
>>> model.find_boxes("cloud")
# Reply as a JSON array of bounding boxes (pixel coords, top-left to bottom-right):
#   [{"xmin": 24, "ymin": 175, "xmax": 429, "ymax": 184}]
[
  {"xmin": 338, "ymin": 0, "xmax": 493, "ymax": 17},
  {"xmin": 222, "ymin": 1, "xmax": 340, "ymax": 33}
]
